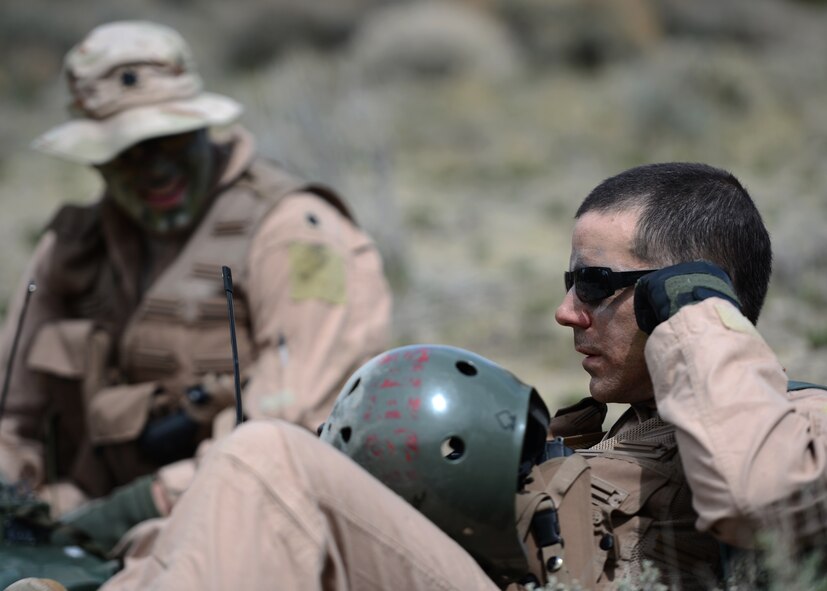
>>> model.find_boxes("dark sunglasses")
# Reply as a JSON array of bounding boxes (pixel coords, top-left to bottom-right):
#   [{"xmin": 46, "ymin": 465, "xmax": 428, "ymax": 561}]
[{"xmin": 564, "ymin": 266, "xmax": 659, "ymax": 303}]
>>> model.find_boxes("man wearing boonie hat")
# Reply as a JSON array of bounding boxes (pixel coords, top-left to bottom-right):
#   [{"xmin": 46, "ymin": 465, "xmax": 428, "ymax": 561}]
[{"xmin": 0, "ymin": 20, "xmax": 392, "ymax": 547}]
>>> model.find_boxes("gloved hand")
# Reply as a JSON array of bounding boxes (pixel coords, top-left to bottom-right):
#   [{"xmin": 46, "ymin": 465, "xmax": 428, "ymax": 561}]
[
  {"xmin": 634, "ymin": 261, "xmax": 741, "ymax": 335},
  {"xmin": 52, "ymin": 474, "xmax": 160, "ymax": 553}
]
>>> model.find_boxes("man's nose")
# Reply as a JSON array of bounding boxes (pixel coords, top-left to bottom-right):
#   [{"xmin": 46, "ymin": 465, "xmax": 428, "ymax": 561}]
[{"xmin": 555, "ymin": 288, "xmax": 590, "ymax": 328}]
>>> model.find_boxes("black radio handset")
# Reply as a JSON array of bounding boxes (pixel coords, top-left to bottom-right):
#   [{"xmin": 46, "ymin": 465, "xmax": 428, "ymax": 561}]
[
  {"xmin": 222, "ymin": 267, "xmax": 244, "ymax": 427},
  {"xmin": 0, "ymin": 280, "xmax": 37, "ymax": 423}
]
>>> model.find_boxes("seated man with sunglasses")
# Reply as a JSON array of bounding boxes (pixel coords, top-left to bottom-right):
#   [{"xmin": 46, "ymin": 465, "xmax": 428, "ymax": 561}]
[{"xmin": 553, "ymin": 162, "xmax": 827, "ymax": 586}]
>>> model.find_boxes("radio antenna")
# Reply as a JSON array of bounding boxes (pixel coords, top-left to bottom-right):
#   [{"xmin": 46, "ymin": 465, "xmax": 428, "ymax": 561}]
[
  {"xmin": 0, "ymin": 280, "xmax": 37, "ymax": 422},
  {"xmin": 222, "ymin": 267, "xmax": 244, "ymax": 426}
]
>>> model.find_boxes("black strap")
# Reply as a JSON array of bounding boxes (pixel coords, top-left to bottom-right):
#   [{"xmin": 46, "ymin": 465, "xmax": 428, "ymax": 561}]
[
  {"xmin": 540, "ymin": 437, "xmax": 575, "ymax": 463},
  {"xmin": 531, "ymin": 508, "xmax": 563, "ymax": 548},
  {"xmin": 787, "ymin": 379, "xmax": 827, "ymax": 392}
]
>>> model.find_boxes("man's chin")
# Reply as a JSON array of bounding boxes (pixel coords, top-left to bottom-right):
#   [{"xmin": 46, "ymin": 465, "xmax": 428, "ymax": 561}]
[
  {"xmin": 589, "ymin": 378, "xmax": 654, "ymax": 406},
  {"xmin": 136, "ymin": 207, "xmax": 195, "ymax": 236},
  {"xmin": 588, "ymin": 378, "xmax": 621, "ymax": 404}
]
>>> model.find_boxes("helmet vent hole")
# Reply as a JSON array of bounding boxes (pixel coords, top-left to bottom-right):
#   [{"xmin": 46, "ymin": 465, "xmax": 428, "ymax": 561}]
[
  {"xmin": 440, "ymin": 436, "xmax": 465, "ymax": 461},
  {"xmin": 341, "ymin": 427, "xmax": 352, "ymax": 443},
  {"xmin": 455, "ymin": 361, "xmax": 477, "ymax": 377},
  {"xmin": 346, "ymin": 378, "xmax": 361, "ymax": 396}
]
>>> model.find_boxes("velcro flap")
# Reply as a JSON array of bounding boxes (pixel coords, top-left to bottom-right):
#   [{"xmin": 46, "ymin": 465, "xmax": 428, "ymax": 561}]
[
  {"xmin": 87, "ymin": 382, "xmax": 157, "ymax": 445},
  {"xmin": 27, "ymin": 320, "xmax": 97, "ymax": 379}
]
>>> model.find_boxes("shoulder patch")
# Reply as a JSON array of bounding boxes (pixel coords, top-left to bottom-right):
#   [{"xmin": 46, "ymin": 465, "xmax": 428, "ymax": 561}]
[
  {"xmin": 288, "ymin": 242, "xmax": 346, "ymax": 304},
  {"xmin": 714, "ymin": 301, "xmax": 759, "ymax": 337}
]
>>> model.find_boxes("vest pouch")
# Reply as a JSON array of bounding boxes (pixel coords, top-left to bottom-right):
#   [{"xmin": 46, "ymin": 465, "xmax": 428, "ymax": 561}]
[
  {"xmin": 515, "ymin": 489, "xmax": 569, "ymax": 588},
  {"xmin": 27, "ymin": 320, "xmax": 97, "ymax": 380},
  {"xmin": 27, "ymin": 320, "xmax": 104, "ymax": 483},
  {"xmin": 86, "ymin": 382, "xmax": 157, "ymax": 445},
  {"xmin": 585, "ymin": 451, "xmax": 677, "ymax": 584},
  {"xmin": 527, "ymin": 454, "xmax": 598, "ymax": 587}
]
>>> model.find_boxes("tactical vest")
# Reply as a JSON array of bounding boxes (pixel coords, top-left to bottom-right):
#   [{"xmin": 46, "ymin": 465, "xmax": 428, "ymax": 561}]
[
  {"xmin": 519, "ymin": 406, "xmax": 721, "ymax": 590},
  {"xmin": 37, "ymin": 158, "xmax": 352, "ymax": 497}
]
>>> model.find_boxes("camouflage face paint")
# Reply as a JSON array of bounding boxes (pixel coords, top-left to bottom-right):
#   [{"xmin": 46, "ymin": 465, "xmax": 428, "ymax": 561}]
[{"xmin": 97, "ymin": 128, "xmax": 213, "ymax": 234}]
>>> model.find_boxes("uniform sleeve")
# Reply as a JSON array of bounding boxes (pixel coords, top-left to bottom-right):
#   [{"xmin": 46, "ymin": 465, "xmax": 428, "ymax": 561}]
[
  {"xmin": 0, "ymin": 231, "xmax": 64, "ymax": 485},
  {"xmin": 241, "ymin": 192, "xmax": 392, "ymax": 432},
  {"xmin": 645, "ymin": 298, "xmax": 827, "ymax": 547}
]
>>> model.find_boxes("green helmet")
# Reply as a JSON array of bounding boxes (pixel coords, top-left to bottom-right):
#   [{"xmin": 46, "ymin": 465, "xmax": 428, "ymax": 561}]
[{"xmin": 320, "ymin": 345, "xmax": 550, "ymax": 586}]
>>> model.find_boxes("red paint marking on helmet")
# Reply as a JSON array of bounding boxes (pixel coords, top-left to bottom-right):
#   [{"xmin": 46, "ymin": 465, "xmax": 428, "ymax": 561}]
[
  {"xmin": 366, "ymin": 434, "xmax": 382, "ymax": 457},
  {"xmin": 407, "ymin": 397, "xmax": 421, "ymax": 411},
  {"xmin": 385, "ymin": 410, "xmax": 402, "ymax": 419},
  {"xmin": 386, "ymin": 399, "xmax": 398, "ymax": 406},
  {"xmin": 405, "ymin": 433, "xmax": 419, "ymax": 453},
  {"xmin": 362, "ymin": 411, "xmax": 371, "ymax": 421},
  {"xmin": 386, "ymin": 440, "xmax": 396, "ymax": 454},
  {"xmin": 394, "ymin": 427, "xmax": 408, "ymax": 434},
  {"xmin": 410, "ymin": 378, "xmax": 422, "ymax": 388},
  {"xmin": 380, "ymin": 353, "xmax": 399, "ymax": 364},
  {"xmin": 379, "ymin": 379, "xmax": 401, "ymax": 388},
  {"xmin": 412, "ymin": 349, "xmax": 430, "ymax": 371}
]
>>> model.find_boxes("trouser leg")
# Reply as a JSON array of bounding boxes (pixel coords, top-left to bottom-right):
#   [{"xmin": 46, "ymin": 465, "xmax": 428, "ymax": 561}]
[
  {"xmin": 260, "ymin": 421, "xmax": 499, "ymax": 590},
  {"xmin": 103, "ymin": 421, "xmax": 498, "ymax": 591}
]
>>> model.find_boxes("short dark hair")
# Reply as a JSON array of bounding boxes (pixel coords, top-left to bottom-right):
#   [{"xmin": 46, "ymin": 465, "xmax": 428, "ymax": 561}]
[{"xmin": 576, "ymin": 162, "xmax": 772, "ymax": 323}]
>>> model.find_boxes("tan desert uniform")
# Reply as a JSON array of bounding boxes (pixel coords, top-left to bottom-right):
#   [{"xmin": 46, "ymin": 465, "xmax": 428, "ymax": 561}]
[
  {"xmin": 0, "ymin": 125, "xmax": 392, "ymax": 512},
  {"xmin": 101, "ymin": 299, "xmax": 827, "ymax": 591},
  {"xmin": 545, "ymin": 401, "xmax": 721, "ymax": 589},
  {"xmin": 647, "ymin": 298, "xmax": 827, "ymax": 549}
]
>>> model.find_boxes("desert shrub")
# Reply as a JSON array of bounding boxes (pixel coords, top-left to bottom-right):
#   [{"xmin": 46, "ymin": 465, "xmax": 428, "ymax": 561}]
[
  {"xmin": 771, "ymin": 207, "xmax": 827, "ymax": 307},
  {"xmin": 348, "ymin": 0, "xmax": 522, "ymax": 84},
  {"xmin": 495, "ymin": 0, "xmax": 661, "ymax": 72},
  {"xmin": 0, "ymin": 2, "xmax": 84, "ymax": 101},
  {"xmin": 657, "ymin": 0, "xmax": 808, "ymax": 46},
  {"xmin": 607, "ymin": 42, "xmax": 786, "ymax": 152},
  {"xmin": 525, "ymin": 547, "xmax": 827, "ymax": 591},
  {"xmin": 806, "ymin": 328, "xmax": 827, "ymax": 349},
  {"xmin": 218, "ymin": 0, "xmax": 382, "ymax": 71}
]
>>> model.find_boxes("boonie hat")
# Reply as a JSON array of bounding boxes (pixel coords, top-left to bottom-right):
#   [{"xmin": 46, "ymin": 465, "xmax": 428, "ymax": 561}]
[{"xmin": 32, "ymin": 20, "xmax": 242, "ymax": 165}]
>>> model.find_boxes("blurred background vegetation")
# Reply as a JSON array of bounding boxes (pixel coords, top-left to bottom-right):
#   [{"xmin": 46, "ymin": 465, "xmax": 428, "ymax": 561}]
[{"xmin": 2, "ymin": 0, "xmax": 827, "ymax": 421}]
